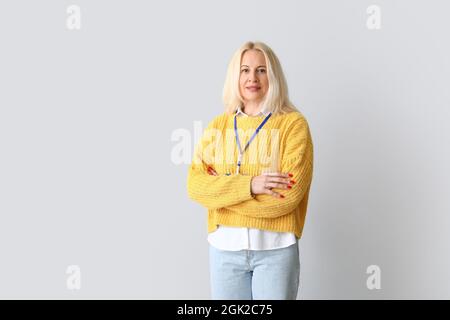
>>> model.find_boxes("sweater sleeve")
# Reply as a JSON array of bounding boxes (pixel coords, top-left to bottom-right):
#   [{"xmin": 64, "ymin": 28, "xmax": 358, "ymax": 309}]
[
  {"xmin": 223, "ymin": 117, "xmax": 314, "ymax": 219},
  {"xmin": 186, "ymin": 117, "xmax": 255, "ymax": 210}
]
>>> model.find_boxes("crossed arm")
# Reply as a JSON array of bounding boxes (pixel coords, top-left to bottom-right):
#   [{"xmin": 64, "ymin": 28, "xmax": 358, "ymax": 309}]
[{"xmin": 186, "ymin": 117, "xmax": 313, "ymax": 219}]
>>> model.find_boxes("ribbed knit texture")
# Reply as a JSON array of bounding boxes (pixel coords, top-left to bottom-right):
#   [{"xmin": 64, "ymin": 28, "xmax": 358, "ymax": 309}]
[{"xmin": 187, "ymin": 111, "xmax": 314, "ymax": 239}]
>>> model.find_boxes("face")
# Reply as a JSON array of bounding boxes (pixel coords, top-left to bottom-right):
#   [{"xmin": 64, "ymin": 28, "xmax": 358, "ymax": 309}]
[{"xmin": 239, "ymin": 49, "xmax": 269, "ymax": 106}]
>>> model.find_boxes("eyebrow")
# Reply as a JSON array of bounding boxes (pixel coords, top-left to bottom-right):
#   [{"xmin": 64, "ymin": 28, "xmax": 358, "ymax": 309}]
[{"xmin": 240, "ymin": 65, "xmax": 266, "ymax": 68}]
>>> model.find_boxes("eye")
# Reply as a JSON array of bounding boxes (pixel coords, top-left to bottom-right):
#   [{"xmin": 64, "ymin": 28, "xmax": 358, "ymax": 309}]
[
  {"xmin": 258, "ymin": 69, "xmax": 266, "ymax": 73},
  {"xmin": 241, "ymin": 69, "xmax": 248, "ymax": 73}
]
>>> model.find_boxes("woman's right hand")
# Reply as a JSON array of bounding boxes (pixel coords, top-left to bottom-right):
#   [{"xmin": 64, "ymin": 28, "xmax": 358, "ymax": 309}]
[{"xmin": 250, "ymin": 172, "xmax": 295, "ymax": 199}]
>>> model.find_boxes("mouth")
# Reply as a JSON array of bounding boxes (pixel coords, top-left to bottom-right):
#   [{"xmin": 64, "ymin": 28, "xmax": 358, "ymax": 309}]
[{"xmin": 246, "ymin": 86, "xmax": 261, "ymax": 92}]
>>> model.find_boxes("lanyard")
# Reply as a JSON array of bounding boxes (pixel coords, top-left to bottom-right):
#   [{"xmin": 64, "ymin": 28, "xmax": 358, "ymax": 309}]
[{"xmin": 234, "ymin": 111, "xmax": 272, "ymax": 174}]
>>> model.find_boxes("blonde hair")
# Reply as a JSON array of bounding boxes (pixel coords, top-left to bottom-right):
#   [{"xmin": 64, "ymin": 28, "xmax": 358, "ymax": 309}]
[{"xmin": 222, "ymin": 41, "xmax": 298, "ymax": 115}]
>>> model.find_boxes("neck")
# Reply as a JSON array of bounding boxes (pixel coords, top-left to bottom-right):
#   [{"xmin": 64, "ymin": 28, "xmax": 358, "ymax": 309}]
[{"xmin": 243, "ymin": 102, "xmax": 262, "ymax": 116}]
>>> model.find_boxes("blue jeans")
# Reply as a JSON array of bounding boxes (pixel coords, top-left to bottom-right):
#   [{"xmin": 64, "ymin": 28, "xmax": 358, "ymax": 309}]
[{"xmin": 208, "ymin": 242, "xmax": 300, "ymax": 300}]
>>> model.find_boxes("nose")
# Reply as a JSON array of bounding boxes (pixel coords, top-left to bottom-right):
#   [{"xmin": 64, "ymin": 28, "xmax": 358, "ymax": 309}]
[{"xmin": 247, "ymin": 73, "xmax": 259, "ymax": 83}]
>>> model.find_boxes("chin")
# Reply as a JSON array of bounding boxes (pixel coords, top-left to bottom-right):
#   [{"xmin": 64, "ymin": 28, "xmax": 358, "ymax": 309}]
[{"xmin": 245, "ymin": 96, "xmax": 263, "ymax": 101}]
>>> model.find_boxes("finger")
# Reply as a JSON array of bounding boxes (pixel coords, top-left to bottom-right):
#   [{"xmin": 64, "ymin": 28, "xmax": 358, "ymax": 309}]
[
  {"xmin": 267, "ymin": 176, "xmax": 292, "ymax": 185},
  {"xmin": 263, "ymin": 181, "xmax": 273, "ymax": 190},
  {"xmin": 262, "ymin": 172, "xmax": 291, "ymax": 178},
  {"xmin": 265, "ymin": 182, "xmax": 292, "ymax": 190},
  {"xmin": 207, "ymin": 166, "xmax": 218, "ymax": 175},
  {"xmin": 265, "ymin": 189, "xmax": 285, "ymax": 199}
]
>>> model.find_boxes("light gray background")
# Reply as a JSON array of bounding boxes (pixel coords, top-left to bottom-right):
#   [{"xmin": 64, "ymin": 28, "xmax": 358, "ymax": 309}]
[{"xmin": 0, "ymin": 0, "xmax": 449, "ymax": 299}]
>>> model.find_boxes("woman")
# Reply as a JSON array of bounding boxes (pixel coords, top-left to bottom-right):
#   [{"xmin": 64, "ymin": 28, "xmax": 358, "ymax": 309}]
[{"xmin": 187, "ymin": 41, "xmax": 314, "ymax": 300}]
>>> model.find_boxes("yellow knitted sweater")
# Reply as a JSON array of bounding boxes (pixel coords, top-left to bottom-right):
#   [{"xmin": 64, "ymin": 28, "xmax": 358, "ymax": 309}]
[{"xmin": 186, "ymin": 110, "xmax": 314, "ymax": 239}]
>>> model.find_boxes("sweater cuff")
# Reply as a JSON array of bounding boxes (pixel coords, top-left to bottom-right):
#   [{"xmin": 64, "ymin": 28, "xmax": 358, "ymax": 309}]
[{"xmin": 236, "ymin": 175, "xmax": 255, "ymax": 202}]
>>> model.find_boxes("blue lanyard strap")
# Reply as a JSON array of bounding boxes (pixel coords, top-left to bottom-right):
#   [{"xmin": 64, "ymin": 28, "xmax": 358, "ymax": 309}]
[{"xmin": 234, "ymin": 112, "xmax": 272, "ymax": 173}]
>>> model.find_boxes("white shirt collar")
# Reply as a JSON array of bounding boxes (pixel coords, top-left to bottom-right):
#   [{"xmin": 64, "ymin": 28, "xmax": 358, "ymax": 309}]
[{"xmin": 235, "ymin": 105, "xmax": 270, "ymax": 117}]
